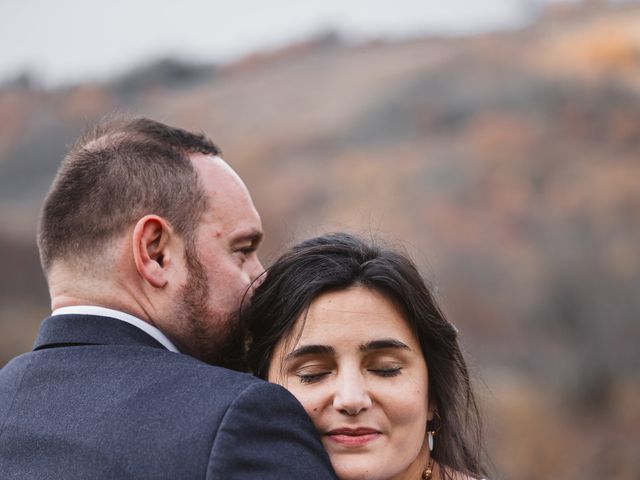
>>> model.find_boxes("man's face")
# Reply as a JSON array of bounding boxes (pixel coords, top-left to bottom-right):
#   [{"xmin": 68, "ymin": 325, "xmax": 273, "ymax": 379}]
[{"xmin": 173, "ymin": 155, "xmax": 264, "ymax": 367}]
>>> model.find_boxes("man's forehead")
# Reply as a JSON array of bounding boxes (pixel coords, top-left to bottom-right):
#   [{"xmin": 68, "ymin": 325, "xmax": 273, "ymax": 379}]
[
  {"xmin": 191, "ymin": 153, "xmax": 262, "ymax": 232},
  {"xmin": 191, "ymin": 154, "xmax": 248, "ymax": 199},
  {"xmin": 191, "ymin": 154, "xmax": 240, "ymax": 180}
]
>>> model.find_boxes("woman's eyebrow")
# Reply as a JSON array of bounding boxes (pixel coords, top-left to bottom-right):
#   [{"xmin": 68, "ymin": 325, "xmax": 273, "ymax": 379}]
[
  {"xmin": 285, "ymin": 344, "xmax": 335, "ymax": 361},
  {"xmin": 359, "ymin": 339, "xmax": 411, "ymax": 352}
]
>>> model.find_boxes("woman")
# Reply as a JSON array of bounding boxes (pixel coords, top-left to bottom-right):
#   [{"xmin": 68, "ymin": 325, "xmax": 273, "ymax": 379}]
[{"xmin": 243, "ymin": 233, "xmax": 487, "ymax": 480}]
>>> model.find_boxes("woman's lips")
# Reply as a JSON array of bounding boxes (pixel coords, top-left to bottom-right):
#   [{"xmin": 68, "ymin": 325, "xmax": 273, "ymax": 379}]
[{"xmin": 325, "ymin": 427, "xmax": 381, "ymax": 446}]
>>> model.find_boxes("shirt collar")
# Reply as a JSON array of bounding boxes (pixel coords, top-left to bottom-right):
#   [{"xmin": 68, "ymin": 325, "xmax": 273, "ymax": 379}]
[{"xmin": 51, "ymin": 305, "xmax": 180, "ymax": 353}]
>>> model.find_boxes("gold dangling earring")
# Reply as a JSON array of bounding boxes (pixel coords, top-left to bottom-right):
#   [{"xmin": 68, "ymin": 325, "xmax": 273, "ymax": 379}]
[
  {"xmin": 426, "ymin": 410, "xmax": 441, "ymax": 452},
  {"xmin": 423, "ymin": 410, "xmax": 441, "ymax": 479},
  {"xmin": 422, "ymin": 456, "xmax": 434, "ymax": 479},
  {"xmin": 423, "ymin": 429, "xmax": 435, "ymax": 479}
]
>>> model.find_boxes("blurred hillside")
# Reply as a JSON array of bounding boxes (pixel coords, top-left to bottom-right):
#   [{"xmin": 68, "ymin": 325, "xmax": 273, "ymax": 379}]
[{"xmin": 1, "ymin": 2, "xmax": 639, "ymax": 479}]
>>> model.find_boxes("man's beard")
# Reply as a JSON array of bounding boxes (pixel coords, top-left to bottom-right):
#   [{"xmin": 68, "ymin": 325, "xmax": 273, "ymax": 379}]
[{"xmin": 175, "ymin": 246, "xmax": 248, "ymax": 371}]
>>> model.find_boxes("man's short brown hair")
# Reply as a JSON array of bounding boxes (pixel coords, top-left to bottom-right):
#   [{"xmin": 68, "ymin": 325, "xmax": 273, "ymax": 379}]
[{"xmin": 37, "ymin": 117, "xmax": 221, "ymax": 273}]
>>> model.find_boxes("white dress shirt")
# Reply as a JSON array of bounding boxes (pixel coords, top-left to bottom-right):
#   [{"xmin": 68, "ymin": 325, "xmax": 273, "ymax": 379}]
[{"xmin": 51, "ymin": 305, "xmax": 179, "ymax": 353}]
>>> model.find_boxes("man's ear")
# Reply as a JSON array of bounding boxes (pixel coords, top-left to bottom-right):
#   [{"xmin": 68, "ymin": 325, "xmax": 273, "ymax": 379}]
[{"xmin": 132, "ymin": 215, "xmax": 175, "ymax": 288}]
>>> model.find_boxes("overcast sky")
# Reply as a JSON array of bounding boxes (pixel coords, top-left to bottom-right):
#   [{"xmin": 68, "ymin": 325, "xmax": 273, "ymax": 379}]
[{"xmin": 0, "ymin": 0, "xmax": 575, "ymax": 86}]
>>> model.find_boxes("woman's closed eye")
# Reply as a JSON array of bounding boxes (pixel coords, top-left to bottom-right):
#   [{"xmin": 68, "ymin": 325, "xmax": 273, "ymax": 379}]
[
  {"xmin": 295, "ymin": 365, "xmax": 333, "ymax": 384},
  {"xmin": 365, "ymin": 357, "xmax": 405, "ymax": 377},
  {"xmin": 368, "ymin": 366, "xmax": 402, "ymax": 377},
  {"xmin": 297, "ymin": 372, "xmax": 331, "ymax": 384}
]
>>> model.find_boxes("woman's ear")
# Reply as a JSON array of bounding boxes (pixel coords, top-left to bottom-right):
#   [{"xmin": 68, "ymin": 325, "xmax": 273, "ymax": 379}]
[{"xmin": 132, "ymin": 215, "xmax": 174, "ymax": 288}]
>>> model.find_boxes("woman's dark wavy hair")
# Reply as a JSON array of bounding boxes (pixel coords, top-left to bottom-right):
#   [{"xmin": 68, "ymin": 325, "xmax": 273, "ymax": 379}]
[{"xmin": 243, "ymin": 232, "xmax": 486, "ymax": 479}]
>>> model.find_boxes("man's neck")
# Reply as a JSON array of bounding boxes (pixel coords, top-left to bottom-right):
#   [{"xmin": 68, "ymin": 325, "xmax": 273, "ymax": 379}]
[
  {"xmin": 51, "ymin": 294, "xmax": 147, "ymax": 320},
  {"xmin": 50, "ymin": 305, "xmax": 180, "ymax": 353}
]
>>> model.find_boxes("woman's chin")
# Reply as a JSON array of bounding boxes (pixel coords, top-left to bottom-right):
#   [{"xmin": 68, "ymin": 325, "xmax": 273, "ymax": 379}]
[{"xmin": 327, "ymin": 452, "xmax": 406, "ymax": 480}]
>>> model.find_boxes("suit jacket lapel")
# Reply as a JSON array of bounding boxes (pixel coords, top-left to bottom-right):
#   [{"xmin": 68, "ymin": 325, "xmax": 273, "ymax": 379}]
[{"xmin": 33, "ymin": 314, "xmax": 167, "ymax": 351}]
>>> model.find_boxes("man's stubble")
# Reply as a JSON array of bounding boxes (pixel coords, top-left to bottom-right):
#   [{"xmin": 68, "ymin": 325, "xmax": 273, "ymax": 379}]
[{"xmin": 175, "ymin": 243, "xmax": 248, "ymax": 370}]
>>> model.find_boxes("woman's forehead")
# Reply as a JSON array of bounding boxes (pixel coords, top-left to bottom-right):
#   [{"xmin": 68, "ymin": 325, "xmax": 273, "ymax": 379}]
[{"xmin": 289, "ymin": 286, "xmax": 418, "ymax": 348}]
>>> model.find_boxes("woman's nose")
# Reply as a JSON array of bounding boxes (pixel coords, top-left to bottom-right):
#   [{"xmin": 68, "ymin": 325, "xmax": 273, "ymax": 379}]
[{"xmin": 332, "ymin": 373, "xmax": 372, "ymax": 416}]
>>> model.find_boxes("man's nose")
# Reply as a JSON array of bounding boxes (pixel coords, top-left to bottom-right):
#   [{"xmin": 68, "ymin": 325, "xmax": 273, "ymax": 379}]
[
  {"xmin": 248, "ymin": 257, "xmax": 266, "ymax": 291},
  {"xmin": 332, "ymin": 372, "xmax": 372, "ymax": 416}
]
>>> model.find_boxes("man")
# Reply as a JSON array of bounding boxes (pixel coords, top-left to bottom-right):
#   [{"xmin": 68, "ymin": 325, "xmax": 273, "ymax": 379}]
[{"xmin": 0, "ymin": 118, "xmax": 336, "ymax": 479}]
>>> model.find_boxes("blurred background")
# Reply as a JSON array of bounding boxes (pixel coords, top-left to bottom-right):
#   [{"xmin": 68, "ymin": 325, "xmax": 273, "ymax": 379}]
[{"xmin": 1, "ymin": 0, "xmax": 639, "ymax": 478}]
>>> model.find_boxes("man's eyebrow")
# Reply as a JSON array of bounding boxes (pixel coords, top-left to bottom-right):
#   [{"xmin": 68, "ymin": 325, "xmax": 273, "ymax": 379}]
[
  {"xmin": 359, "ymin": 339, "xmax": 411, "ymax": 352},
  {"xmin": 285, "ymin": 345, "xmax": 335, "ymax": 361},
  {"xmin": 231, "ymin": 228, "xmax": 263, "ymax": 246}
]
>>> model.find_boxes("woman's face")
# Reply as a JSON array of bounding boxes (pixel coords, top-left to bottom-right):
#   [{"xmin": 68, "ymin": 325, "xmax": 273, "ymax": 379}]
[{"xmin": 268, "ymin": 286, "xmax": 432, "ymax": 480}]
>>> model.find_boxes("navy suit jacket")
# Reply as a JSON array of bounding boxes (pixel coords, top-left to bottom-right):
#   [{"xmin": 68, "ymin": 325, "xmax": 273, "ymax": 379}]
[{"xmin": 0, "ymin": 314, "xmax": 337, "ymax": 479}]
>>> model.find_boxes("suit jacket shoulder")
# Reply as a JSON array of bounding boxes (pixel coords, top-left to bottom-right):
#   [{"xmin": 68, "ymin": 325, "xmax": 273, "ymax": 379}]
[
  {"xmin": 0, "ymin": 315, "xmax": 336, "ymax": 479},
  {"xmin": 207, "ymin": 381, "xmax": 335, "ymax": 479}
]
